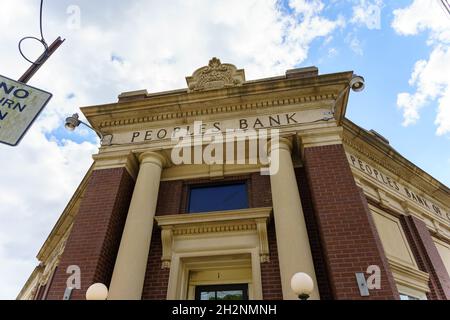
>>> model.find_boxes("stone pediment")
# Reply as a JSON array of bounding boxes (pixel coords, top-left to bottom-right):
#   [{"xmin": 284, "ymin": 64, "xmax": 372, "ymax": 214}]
[{"xmin": 186, "ymin": 57, "xmax": 245, "ymax": 92}]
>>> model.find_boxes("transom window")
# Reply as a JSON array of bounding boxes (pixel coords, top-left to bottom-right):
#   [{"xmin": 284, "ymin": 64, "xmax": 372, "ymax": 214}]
[
  {"xmin": 400, "ymin": 294, "xmax": 420, "ymax": 300},
  {"xmin": 187, "ymin": 182, "xmax": 248, "ymax": 213},
  {"xmin": 195, "ymin": 284, "xmax": 248, "ymax": 300}
]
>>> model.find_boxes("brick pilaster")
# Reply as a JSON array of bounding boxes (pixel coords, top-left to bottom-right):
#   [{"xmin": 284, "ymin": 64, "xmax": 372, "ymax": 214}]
[
  {"xmin": 250, "ymin": 174, "xmax": 283, "ymax": 299},
  {"xmin": 401, "ymin": 215, "xmax": 450, "ymax": 300},
  {"xmin": 260, "ymin": 221, "xmax": 283, "ymax": 300},
  {"xmin": 295, "ymin": 167, "xmax": 333, "ymax": 300},
  {"xmin": 141, "ymin": 180, "xmax": 182, "ymax": 299},
  {"xmin": 141, "ymin": 226, "xmax": 170, "ymax": 299},
  {"xmin": 46, "ymin": 167, "xmax": 135, "ymax": 300},
  {"xmin": 303, "ymin": 144, "xmax": 399, "ymax": 299}
]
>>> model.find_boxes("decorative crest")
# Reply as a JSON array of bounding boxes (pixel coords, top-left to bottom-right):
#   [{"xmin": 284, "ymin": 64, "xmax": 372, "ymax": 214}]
[{"xmin": 186, "ymin": 57, "xmax": 245, "ymax": 92}]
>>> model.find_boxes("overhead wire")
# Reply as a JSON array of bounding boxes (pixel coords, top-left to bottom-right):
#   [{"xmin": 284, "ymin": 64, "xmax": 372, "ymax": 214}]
[
  {"xmin": 439, "ymin": 0, "xmax": 450, "ymax": 16},
  {"xmin": 18, "ymin": 0, "xmax": 49, "ymax": 65}
]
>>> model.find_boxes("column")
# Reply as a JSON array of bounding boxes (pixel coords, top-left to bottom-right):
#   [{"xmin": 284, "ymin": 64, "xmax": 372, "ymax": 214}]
[
  {"xmin": 269, "ymin": 137, "xmax": 320, "ymax": 300},
  {"xmin": 108, "ymin": 151, "xmax": 166, "ymax": 300}
]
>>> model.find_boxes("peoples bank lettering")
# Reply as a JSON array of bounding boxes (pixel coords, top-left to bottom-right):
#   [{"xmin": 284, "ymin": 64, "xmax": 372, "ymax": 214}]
[
  {"xmin": 348, "ymin": 154, "xmax": 450, "ymax": 221},
  {"xmin": 128, "ymin": 112, "xmax": 300, "ymax": 144},
  {"xmin": 170, "ymin": 123, "xmax": 281, "ymax": 176}
]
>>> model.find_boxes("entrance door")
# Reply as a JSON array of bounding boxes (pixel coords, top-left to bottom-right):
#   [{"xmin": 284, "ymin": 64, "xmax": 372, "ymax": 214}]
[{"xmin": 195, "ymin": 284, "xmax": 249, "ymax": 300}]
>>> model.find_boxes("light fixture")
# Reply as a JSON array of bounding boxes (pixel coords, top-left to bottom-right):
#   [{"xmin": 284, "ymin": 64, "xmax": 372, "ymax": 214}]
[
  {"xmin": 64, "ymin": 113, "xmax": 81, "ymax": 131},
  {"xmin": 349, "ymin": 74, "xmax": 365, "ymax": 92},
  {"xmin": 323, "ymin": 73, "xmax": 366, "ymax": 121},
  {"xmin": 86, "ymin": 283, "xmax": 109, "ymax": 300},
  {"xmin": 291, "ymin": 272, "xmax": 314, "ymax": 300},
  {"xmin": 64, "ymin": 113, "xmax": 105, "ymax": 141}
]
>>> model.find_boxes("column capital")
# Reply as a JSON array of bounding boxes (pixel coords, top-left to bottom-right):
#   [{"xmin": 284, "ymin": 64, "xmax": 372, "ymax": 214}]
[
  {"xmin": 299, "ymin": 126, "xmax": 343, "ymax": 153},
  {"xmin": 138, "ymin": 151, "xmax": 169, "ymax": 168},
  {"xmin": 92, "ymin": 151, "xmax": 139, "ymax": 180},
  {"xmin": 268, "ymin": 136, "xmax": 293, "ymax": 154}
]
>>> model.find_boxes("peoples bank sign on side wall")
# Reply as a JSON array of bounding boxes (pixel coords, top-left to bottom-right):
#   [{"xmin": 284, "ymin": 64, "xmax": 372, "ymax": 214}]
[{"xmin": 0, "ymin": 75, "xmax": 52, "ymax": 146}]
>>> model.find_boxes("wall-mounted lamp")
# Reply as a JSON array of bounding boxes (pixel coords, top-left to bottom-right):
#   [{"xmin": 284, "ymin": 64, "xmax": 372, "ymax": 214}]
[
  {"xmin": 291, "ymin": 272, "xmax": 314, "ymax": 300},
  {"xmin": 65, "ymin": 113, "xmax": 103, "ymax": 139},
  {"xmin": 64, "ymin": 113, "xmax": 112, "ymax": 145},
  {"xmin": 86, "ymin": 283, "xmax": 109, "ymax": 300},
  {"xmin": 324, "ymin": 73, "xmax": 366, "ymax": 121},
  {"xmin": 349, "ymin": 74, "xmax": 365, "ymax": 92}
]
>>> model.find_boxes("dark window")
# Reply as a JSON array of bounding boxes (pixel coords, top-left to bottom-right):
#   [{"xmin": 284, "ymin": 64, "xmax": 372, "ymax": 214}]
[
  {"xmin": 195, "ymin": 284, "xmax": 248, "ymax": 300},
  {"xmin": 188, "ymin": 182, "xmax": 248, "ymax": 213}
]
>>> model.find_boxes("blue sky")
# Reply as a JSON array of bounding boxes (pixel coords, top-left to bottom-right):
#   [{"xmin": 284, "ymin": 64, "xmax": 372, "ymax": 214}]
[
  {"xmin": 301, "ymin": 0, "xmax": 450, "ymax": 185},
  {"xmin": 0, "ymin": 0, "xmax": 449, "ymax": 299}
]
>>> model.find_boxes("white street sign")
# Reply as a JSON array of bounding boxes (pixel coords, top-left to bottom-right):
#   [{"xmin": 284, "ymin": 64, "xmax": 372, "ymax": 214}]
[{"xmin": 0, "ymin": 74, "xmax": 52, "ymax": 146}]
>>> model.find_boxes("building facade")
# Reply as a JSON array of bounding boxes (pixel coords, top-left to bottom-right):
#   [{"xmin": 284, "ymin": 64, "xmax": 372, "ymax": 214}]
[{"xmin": 18, "ymin": 59, "xmax": 450, "ymax": 300}]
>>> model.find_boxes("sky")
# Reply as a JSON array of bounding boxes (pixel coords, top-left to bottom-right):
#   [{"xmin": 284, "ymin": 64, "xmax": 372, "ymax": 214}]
[{"xmin": 0, "ymin": 0, "xmax": 449, "ymax": 300}]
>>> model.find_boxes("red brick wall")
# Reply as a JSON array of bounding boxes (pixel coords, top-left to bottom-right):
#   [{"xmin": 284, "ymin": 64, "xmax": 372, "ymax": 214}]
[
  {"xmin": 141, "ymin": 226, "xmax": 170, "ymax": 299},
  {"xmin": 156, "ymin": 180, "xmax": 183, "ymax": 215},
  {"xmin": 401, "ymin": 215, "xmax": 450, "ymax": 300},
  {"xmin": 260, "ymin": 221, "xmax": 283, "ymax": 299},
  {"xmin": 295, "ymin": 167, "xmax": 333, "ymax": 300},
  {"xmin": 303, "ymin": 144, "xmax": 399, "ymax": 300},
  {"xmin": 249, "ymin": 173, "xmax": 273, "ymax": 208},
  {"xmin": 140, "ymin": 180, "xmax": 183, "ymax": 300},
  {"xmin": 46, "ymin": 167, "xmax": 135, "ymax": 300},
  {"xmin": 249, "ymin": 173, "xmax": 283, "ymax": 299}
]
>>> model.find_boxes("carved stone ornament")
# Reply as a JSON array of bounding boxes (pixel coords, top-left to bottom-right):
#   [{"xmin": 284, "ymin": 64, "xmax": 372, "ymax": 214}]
[
  {"xmin": 155, "ymin": 208, "xmax": 272, "ymax": 269},
  {"xmin": 186, "ymin": 57, "xmax": 245, "ymax": 92}
]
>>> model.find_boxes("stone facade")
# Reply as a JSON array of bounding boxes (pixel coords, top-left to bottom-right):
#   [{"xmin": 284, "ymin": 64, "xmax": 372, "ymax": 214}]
[{"xmin": 17, "ymin": 60, "xmax": 450, "ymax": 301}]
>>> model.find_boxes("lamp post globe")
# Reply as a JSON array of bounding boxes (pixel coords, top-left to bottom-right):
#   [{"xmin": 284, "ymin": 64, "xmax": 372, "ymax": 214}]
[
  {"xmin": 86, "ymin": 283, "xmax": 108, "ymax": 300},
  {"xmin": 291, "ymin": 272, "xmax": 314, "ymax": 300}
]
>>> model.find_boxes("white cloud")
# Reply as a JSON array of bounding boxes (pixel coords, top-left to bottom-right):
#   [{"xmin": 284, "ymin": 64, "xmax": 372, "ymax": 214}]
[
  {"xmin": 351, "ymin": 0, "xmax": 383, "ymax": 30},
  {"xmin": 345, "ymin": 32, "xmax": 364, "ymax": 55},
  {"xmin": 392, "ymin": 0, "xmax": 450, "ymax": 136},
  {"xmin": 328, "ymin": 47, "xmax": 338, "ymax": 57},
  {"xmin": 0, "ymin": 0, "xmax": 344, "ymax": 299},
  {"xmin": 392, "ymin": 0, "xmax": 450, "ymax": 43}
]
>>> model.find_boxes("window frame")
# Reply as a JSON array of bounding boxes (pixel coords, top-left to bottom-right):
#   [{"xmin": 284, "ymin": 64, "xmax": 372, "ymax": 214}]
[{"xmin": 186, "ymin": 180, "xmax": 250, "ymax": 213}]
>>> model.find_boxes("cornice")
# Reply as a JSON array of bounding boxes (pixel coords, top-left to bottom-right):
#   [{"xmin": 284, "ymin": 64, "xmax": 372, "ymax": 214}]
[
  {"xmin": 16, "ymin": 265, "xmax": 44, "ymax": 300},
  {"xmin": 155, "ymin": 207, "xmax": 273, "ymax": 268},
  {"xmin": 81, "ymin": 71, "xmax": 353, "ymax": 131},
  {"xmin": 388, "ymin": 257, "xmax": 430, "ymax": 293},
  {"xmin": 343, "ymin": 118, "xmax": 450, "ymax": 204},
  {"xmin": 155, "ymin": 207, "xmax": 272, "ymax": 227},
  {"xmin": 344, "ymin": 134, "xmax": 402, "ymax": 177},
  {"xmin": 96, "ymin": 93, "xmax": 338, "ymax": 130}
]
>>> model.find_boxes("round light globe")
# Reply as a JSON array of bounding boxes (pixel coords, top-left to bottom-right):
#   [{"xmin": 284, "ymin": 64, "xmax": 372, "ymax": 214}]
[
  {"xmin": 86, "ymin": 283, "xmax": 108, "ymax": 300},
  {"xmin": 291, "ymin": 272, "xmax": 314, "ymax": 299}
]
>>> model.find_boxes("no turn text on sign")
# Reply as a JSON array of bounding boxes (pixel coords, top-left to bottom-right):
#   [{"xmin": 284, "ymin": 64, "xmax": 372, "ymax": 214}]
[{"xmin": 0, "ymin": 74, "xmax": 52, "ymax": 146}]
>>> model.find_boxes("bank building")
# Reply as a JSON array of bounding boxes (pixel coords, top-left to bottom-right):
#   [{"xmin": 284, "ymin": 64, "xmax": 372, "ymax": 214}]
[{"xmin": 18, "ymin": 59, "xmax": 450, "ymax": 300}]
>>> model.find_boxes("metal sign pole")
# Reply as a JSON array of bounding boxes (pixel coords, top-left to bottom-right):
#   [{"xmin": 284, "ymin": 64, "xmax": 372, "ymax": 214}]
[{"xmin": 18, "ymin": 37, "xmax": 65, "ymax": 84}]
